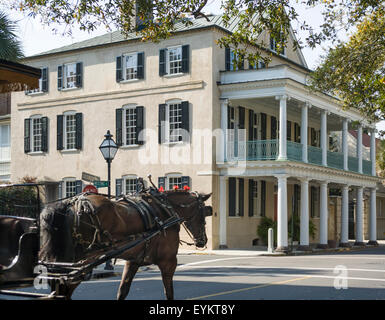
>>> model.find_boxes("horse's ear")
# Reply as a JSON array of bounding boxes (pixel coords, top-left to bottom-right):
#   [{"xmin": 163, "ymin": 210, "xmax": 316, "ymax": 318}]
[{"xmin": 200, "ymin": 193, "xmax": 212, "ymax": 202}]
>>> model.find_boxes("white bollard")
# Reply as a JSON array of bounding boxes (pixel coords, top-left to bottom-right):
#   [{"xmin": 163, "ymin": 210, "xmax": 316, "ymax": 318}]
[{"xmin": 268, "ymin": 228, "xmax": 274, "ymax": 253}]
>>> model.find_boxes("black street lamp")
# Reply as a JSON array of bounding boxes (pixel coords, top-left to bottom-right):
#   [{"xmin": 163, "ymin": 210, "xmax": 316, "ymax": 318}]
[
  {"xmin": 99, "ymin": 130, "xmax": 118, "ymax": 198},
  {"xmin": 99, "ymin": 130, "xmax": 118, "ymax": 270}
]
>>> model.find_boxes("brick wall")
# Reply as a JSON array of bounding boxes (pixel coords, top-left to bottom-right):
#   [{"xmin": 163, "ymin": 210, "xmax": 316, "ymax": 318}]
[{"xmin": 0, "ymin": 93, "xmax": 11, "ymax": 116}]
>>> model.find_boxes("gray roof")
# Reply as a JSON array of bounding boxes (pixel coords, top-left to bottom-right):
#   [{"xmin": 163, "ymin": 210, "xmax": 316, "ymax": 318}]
[
  {"xmin": 27, "ymin": 14, "xmax": 308, "ymax": 69},
  {"xmin": 28, "ymin": 14, "xmax": 234, "ymax": 58}
]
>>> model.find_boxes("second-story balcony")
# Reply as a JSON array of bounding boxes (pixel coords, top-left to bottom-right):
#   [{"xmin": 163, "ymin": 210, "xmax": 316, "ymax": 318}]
[{"xmin": 226, "ymin": 139, "xmax": 374, "ymax": 176}]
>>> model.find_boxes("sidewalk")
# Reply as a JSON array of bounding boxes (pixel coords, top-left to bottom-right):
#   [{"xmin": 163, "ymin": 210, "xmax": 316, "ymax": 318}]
[{"xmin": 178, "ymin": 240, "xmax": 385, "ymax": 257}]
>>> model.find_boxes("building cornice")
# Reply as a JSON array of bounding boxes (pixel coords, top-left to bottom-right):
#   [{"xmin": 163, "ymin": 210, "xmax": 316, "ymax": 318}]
[{"xmin": 17, "ymin": 80, "xmax": 204, "ymax": 110}]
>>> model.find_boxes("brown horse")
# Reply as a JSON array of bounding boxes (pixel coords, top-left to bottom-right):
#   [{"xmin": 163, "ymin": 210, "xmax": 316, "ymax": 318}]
[{"xmin": 39, "ymin": 189, "xmax": 212, "ymax": 300}]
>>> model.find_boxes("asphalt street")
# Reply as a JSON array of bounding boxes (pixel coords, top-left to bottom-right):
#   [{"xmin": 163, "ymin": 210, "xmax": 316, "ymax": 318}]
[{"xmin": 2, "ymin": 245, "xmax": 385, "ymax": 300}]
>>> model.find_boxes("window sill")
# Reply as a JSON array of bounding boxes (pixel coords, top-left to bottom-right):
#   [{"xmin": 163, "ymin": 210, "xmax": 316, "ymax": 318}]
[
  {"xmin": 229, "ymin": 216, "xmax": 243, "ymax": 219},
  {"xmin": 26, "ymin": 91, "xmax": 46, "ymax": 96},
  {"xmin": 119, "ymin": 78, "xmax": 141, "ymax": 84},
  {"xmin": 60, "ymin": 87, "xmax": 81, "ymax": 92},
  {"xmin": 28, "ymin": 151, "xmax": 45, "ymax": 156},
  {"xmin": 163, "ymin": 73, "xmax": 186, "ymax": 78},
  {"xmin": 60, "ymin": 149, "xmax": 80, "ymax": 154},
  {"xmin": 120, "ymin": 144, "xmax": 140, "ymax": 149},
  {"xmin": 162, "ymin": 141, "xmax": 186, "ymax": 146}
]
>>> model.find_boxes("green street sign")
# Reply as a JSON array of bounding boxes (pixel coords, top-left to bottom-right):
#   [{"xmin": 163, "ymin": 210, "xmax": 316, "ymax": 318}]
[{"xmin": 93, "ymin": 180, "xmax": 109, "ymax": 188}]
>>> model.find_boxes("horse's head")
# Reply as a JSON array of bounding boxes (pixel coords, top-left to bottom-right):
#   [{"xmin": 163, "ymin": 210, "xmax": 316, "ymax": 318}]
[
  {"xmin": 164, "ymin": 191, "xmax": 212, "ymax": 248},
  {"xmin": 39, "ymin": 201, "xmax": 76, "ymax": 262}
]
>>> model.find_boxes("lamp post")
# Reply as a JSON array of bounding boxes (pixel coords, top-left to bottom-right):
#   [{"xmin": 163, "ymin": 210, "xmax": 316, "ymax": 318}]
[{"xmin": 99, "ymin": 130, "xmax": 118, "ymax": 270}]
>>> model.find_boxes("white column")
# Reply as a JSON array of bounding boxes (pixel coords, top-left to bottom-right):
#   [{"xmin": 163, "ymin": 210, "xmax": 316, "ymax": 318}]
[
  {"xmin": 276, "ymin": 95, "xmax": 288, "ymax": 160},
  {"xmin": 321, "ymin": 111, "xmax": 328, "ymax": 166},
  {"xmin": 299, "ymin": 178, "xmax": 310, "ymax": 250},
  {"xmin": 219, "ymin": 99, "xmax": 228, "ymax": 163},
  {"xmin": 370, "ymin": 129, "xmax": 376, "ymax": 176},
  {"xmin": 301, "ymin": 104, "xmax": 308, "ymax": 163},
  {"xmin": 342, "ymin": 119, "xmax": 348, "ymax": 171},
  {"xmin": 276, "ymin": 174, "xmax": 288, "ymax": 251},
  {"xmin": 354, "ymin": 186, "xmax": 365, "ymax": 245},
  {"xmin": 219, "ymin": 176, "xmax": 228, "ymax": 248},
  {"xmin": 357, "ymin": 125, "xmax": 363, "ymax": 174},
  {"xmin": 368, "ymin": 187, "xmax": 378, "ymax": 245},
  {"xmin": 340, "ymin": 185, "xmax": 349, "ymax": 246},
  {"xmin": 318, "ymin": 181, "xmax": 329, "ymax": 248}
]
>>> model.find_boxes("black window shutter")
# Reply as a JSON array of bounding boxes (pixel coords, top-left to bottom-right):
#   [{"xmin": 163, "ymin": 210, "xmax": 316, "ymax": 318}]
[
  {"xmin": 137, "ymin": 52, "xmax": 144, "ymax": 79},
  {"xmin": 158, "ymin": 176, "xmax": 166, "ymax": 189},
  {"xmin": 135, "ymin": 106, "xmax": 144, "ymax": 145},
  {"xmin": 181, "ymin": 176, "xmax": 190, "ymax": 188},
  {"xmin": 311, "ymin": 128, "xmax": 316, "ymax": 146},
  {"xmin": 181, "ymin": 45, "xmax": 190, "ymax": 73},
  {"xmin": 76, "ymin": 62, "xmax": 83, "ymax": 88},
  {"xmin": 248, "ymin": 109, "xmax": 254, "ymax": 140},
  {"xmin": 248, "ymin": 179, "xmax": 254, "ymax": 217},
  {"xmin": 116, "ymin": 178, "xmax": 123, "ymax": 197},
  {"xmin": 57, "ymin": 115, "xmax": 64, "ymax": 150},
  {"xmin": 75, "ymin": 180, "xmax": 83, "ymax": 195},
  {"xmin": 287, "ymin": 120, "xmax": 292, "ymax": 141},
  {"xmin": 57, "ymin": 65, "xmax": 63, "ymax": 90},
  {"xmin": 238, "ymin": 178, "xmax": 244, "ymax": 216},
  {"xmin": 181, "ymin": 101, "xmax": 190, "ymax": 142},
  {"xmin": 158, "ymin": 104, "xmax": 166, "ymax": 144},
  {"xmin": 75, "ymin": 113, "xmax": 83, "ymax": 150},
  {"xmin": 159, "ymin": 49, "xmax": 166, "ymax": 76},
  {"xmin": 225, "ymin": 47, "xmax": 231, "ymax": 71},
  {"xmin": 58, "ymin": 182, "xmax": 63, "ymax": 199},
  {"xmin": 116, "ymin": 108, "xmax": 123, "ymax": 146},
  {"xmin": 228, "ymin": 177, "xmax": 236, "ymax": 216},
  {"xmin": 24, "ymin": 118, "xmax": 31, "ymax": 153},
  {"xmin": 261, "ymin": 113, "xmax": 267, "ymax": 140},
  {"xmin": 238, "ymin": 107, "xmax": 245, "ymax": 129},
  {"xmin": 271, "ymin": 116, "xmax": 277, "ymax": 139},
  {"xmin": 41, "ymin": 117, "xmax": 48, "ymax": 152},
  {"xmin": 116, "ymin": 56, "xmax": 123, "ymax": 82},
  {"xmin": 261, "ymin": 180, "xmax": 266, "ymax": 217},
  {"xmin": 42, "ymin": 67, "xmax": 48, "ymax": 92}
]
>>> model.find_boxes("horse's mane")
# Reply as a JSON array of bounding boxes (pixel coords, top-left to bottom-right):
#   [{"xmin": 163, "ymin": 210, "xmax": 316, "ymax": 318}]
[{"xmin": 39, "ymin": 201, "xmax": 75, "ymax": 262}]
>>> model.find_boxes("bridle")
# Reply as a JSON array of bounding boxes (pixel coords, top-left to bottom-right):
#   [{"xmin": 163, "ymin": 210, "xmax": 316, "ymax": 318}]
[{"xmin": 165, "ymin": 191, "xmax": 208, "ymax": 248}]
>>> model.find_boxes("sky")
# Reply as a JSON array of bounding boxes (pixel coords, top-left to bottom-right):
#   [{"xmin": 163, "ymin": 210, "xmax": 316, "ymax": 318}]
[{"xmin": 2, "ymin": 0, "xmax": 384, "ymax": 134}]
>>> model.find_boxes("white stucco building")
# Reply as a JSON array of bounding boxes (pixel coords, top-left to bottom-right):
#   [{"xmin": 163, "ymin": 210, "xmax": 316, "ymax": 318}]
[{"xmin": 11, "ymin": 13, "xmax": 382, "ymax": 250}]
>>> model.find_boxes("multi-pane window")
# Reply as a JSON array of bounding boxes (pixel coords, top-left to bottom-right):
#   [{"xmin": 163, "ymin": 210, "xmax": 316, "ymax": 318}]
[
  {"xmin": 32, "ymin": 118, "xmax": 42, "ymax": 152},
  {"xmin": 168, "ymin": 47, "xmax": 182, "ymax": 74},
  {"xmin": 124, "ymin": 108, "xmax": 137, "ymax": 146},
  {"xmin": 65, "ymin": 114, "xmax": 76, "ymax": 149},
  {"xmin": 0, "ymin": 124, "xmax": 10, "ymax": 161},
  {"xmin": 270, "ymin": 37, "xmax": 286, "ymax": 56},
  {"xmin": 125, "ymin": 54, "xmax": 138, "ymax": 80},
  {"xmin": 65, "ymin": 180, "xmax": 77, "ymax": 197},
  {"xmin": 125, "ymin": 178, "xmax": 137, "ymax": 194},
  {"xmin": 65, "ymin": 63, "xmax": 77, "ymax": 88},
  {"xmin": 168, "ymin": 103, "xmax": 182, "ymax": 143},
  {"xmin": 168, "ymin": 176, "xmax": 182, "ymax": 190}
]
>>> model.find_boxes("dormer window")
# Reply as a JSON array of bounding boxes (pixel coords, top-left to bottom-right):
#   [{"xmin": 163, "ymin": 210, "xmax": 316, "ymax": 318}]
[{"xmin": 270, "ymin": 36, "xmax": 286, "ymax": 56}]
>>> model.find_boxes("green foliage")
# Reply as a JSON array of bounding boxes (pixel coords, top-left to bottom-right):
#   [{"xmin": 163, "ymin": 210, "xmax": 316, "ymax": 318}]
[
  {"xmin": 0, "ymin": 11, "xmax": 24, "ymax": 61},
  {"xmin": 9, "ymin": 0, "xmax": 384, "ymax": 71},
  {"xmin": 0, "ymin": 185, "xmax": 41, "ymax": 219},
  {"xmin": 288, "ymin": 214, "xmax": 317, "ymax": 242},
  {"xmin": 257, "ymin": 216, "xmax": 277, "ymax": 246},
  {"xmin": 310, "ymin": 6, "xmax": 385, "ymax": 123}
]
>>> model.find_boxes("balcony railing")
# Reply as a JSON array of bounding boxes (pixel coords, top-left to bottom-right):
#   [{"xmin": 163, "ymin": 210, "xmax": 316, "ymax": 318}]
[{"xmin": 225, "ymin": 139, "xmax": 374, "ymax": 176}]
